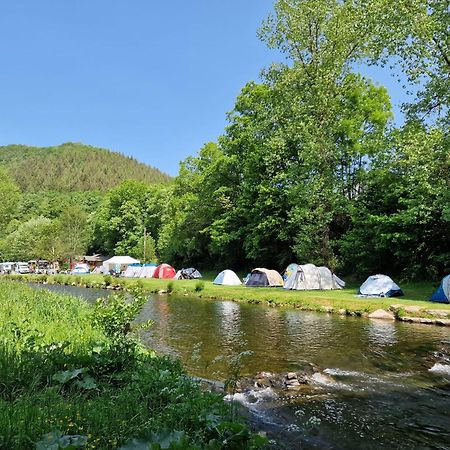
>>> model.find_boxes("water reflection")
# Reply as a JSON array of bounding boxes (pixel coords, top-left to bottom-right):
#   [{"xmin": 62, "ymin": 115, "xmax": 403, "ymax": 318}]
[{"xmin": 367, "ymin": 319, "xmax": 398, "ymax": 347}]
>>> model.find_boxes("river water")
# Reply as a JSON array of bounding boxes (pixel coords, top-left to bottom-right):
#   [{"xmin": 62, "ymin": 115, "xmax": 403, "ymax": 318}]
[{"xmin": 30, "ymin": 283, "xmax": 450, "ymax": 449}]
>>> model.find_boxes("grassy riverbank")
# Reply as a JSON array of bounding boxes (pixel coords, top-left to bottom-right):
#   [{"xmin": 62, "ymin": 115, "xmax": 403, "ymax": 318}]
[
  {"xmin": 8, "ymin": 273, "xmax": 450, "ymax": 317},
  {"xmin": 0, "ymin": 281, "xmax": 265, "ymax": 449}
]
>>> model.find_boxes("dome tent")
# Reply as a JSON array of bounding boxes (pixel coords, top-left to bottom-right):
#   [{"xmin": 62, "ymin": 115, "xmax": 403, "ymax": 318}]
[
  {"xmin": 430, "ymin": 275, "xmax": 450, "ymax": 304},
  {"xmin": 124, "ymin": 263, "xmax": 142, "ymax": 278},
  {"xmin": 140, "ymin": 263, "xmax": 158, "ymax": 278},
  {"xmin": 283, "ymin": 263, "xmax": 345, "ymax": 290},
  {"xmin": 174, "ymin": 268, "xmax": 202, "ymax": 280},
  {"xmin": 213, "ymin": 269, "xmax": 242, "ymax": 286},
  {"xmin": 153, "ymin": 263, "xmax": 176, "ymax": 279},
  {"xmin": 358, "ymin": 274, "xmax": 403, "ymax": 297},
  {"xmin": 245, "ymin": 268, "xmax": 283, "ymax": 287},
  {"xmin": 102, "ymin": 256, "xmax": 140, "ymax": 274}
]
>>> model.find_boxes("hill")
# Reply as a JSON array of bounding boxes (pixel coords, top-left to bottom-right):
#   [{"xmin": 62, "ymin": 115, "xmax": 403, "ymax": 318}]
[{"xmin": 0, "ymin": 143, "xmax": 171, "ymax": 192}]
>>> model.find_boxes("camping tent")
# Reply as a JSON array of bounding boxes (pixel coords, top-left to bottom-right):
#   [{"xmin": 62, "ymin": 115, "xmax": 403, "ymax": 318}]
[
  {"xmin": 153, "ymin": 263, "xmax": 176, "ymax": 279},
  {"xmin": 124, "ymin": 263, "xmax": 142, "ymax": 278},
  {"xmin": 213, "ymin": 269, "xmax": 242, "ymax": 286},
  {"xmin": 358, "ymin": 274, "xmax": 403, "ymax": 297},
  {"xmin": 140, "ymin": 264, "xmax": 157, "ymax": 278},
  {"xmin": 430, "ymin": 275, "xmax": 450, "ymax": 304},
  {"xmin": 102, "ymin": 256, "xmax": 140, "ymax": 274},
  {"xmin": 174, "ymin": 268, "xmax": 202, "ymax": 280},
  {"xmin": 245, "ymin": 268, "xmax": 283, "ymax": 287},
  {"xmin": 283, "ymin": 263, "xmax": 345, "ymax": 290}
]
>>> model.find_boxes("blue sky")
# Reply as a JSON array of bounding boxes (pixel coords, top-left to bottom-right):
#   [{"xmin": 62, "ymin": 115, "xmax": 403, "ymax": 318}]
[{"xmin": 0, "ymin": 1, "xmax": 409, "ymax": 176}]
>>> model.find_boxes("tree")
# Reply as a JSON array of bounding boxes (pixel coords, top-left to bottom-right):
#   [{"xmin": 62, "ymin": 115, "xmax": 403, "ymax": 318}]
[
  {"xmin": 94, "ymin": 180, "xmax": 161, "ymax": 262},
  {"xmin": 57, "ymin": 205, "xmax": 91, "ymax": 261},
  {"xmin": 0, "ymin": 167, "xmax": 21, "ymax": 236},
  {"xmin": 0, "ymin": 217, "xmax": 55, "ymax": 261}
]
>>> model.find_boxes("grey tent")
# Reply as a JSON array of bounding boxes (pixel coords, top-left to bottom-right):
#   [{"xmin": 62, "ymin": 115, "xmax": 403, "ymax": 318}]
[
  {"xmin": 174, "ymin": 268, "xmax": 202, "ymax": 280},
  {"xmin": 358, "ymin": 274, "xmax": 403, "ymax": 297},
  {"xmin": 283, "ymin": 263, "xmax": 345, "ymax": 290}
]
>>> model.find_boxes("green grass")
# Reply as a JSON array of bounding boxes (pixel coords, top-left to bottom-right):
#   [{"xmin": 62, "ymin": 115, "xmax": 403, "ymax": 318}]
[
  {"xmin": 9, "ymin": 273, "xmax": 449, "ymax": 317},
  {"xmin": 0, "ymin": 281, "xmax": 263, "ymax": 449}
]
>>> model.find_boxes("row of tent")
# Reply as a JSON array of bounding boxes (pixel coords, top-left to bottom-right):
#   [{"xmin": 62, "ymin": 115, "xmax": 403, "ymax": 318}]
[
  {"xmin": 214, "ymin": 267, "xmax": 450, "ymax": 304},
  {"xmin": 213, "ymin": 264, "xmax": 345, "ymax": 290},
  {"xmin": 123, "ymin": 263, "xmax": 202, "ymax": 280},
  {"xmin": 101, "ymin": 256, "xmax": 450, "ymax": 304}
]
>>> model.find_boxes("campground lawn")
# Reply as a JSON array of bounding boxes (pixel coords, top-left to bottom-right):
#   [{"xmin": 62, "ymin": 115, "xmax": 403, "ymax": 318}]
[{"xmin": 9, "ymin": 273, "xmax": 449, "ymax": 317}]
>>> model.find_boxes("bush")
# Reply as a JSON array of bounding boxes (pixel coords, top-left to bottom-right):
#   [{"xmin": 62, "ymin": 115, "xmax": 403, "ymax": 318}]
[
  {"xmin": 167, "ymin": 281, "xmax": 174, "ymax": 293},
  {"xmin": 194, "ymin": 280, "xmax": 205, "ymax": 292}
]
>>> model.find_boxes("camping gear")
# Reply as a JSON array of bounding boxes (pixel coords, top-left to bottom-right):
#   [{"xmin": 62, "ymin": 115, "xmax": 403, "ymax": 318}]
[
  {"xmin": 174, "ymin": 268, "xmax": 202, "ymax": 280},
  {"xmin": 283, "ymin": 263, "xmax": 345, "ymax": 290},
  {"xmin": 153, "ymin": 263, "xmax": 176, "ymax": 279},
  {"xmin": 213, "ymin": 269, "xmax": 242, "ymax": 286},
  {"xmin": 245, "ymin": 268, "xmax": 283, "ymax": 287},
  {"xmin": 430, "ymin": 275, "xmax": 450, "ymax": 304},
  {"xmin": 358, "ymin": 274, "xmax": 403, "ymax": 297},
  {"xmin": 102, "ymin": 256, "xmax": 140, "ymax": 274}
]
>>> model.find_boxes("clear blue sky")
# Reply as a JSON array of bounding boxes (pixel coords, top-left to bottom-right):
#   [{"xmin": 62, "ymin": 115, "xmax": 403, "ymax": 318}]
[{"xmin": 0, "ymin": 1, "xmax": 408, "ymax": 176}]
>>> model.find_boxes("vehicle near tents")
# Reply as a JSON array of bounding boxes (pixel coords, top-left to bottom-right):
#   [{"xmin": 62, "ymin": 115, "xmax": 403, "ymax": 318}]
[
  {"xmin": 174, "ymin": 268, "xmax": 202, "ymax": 280},
  {"xmin": 358, "ymin": 274, "xmax": 404, "ymax": 297},
  {"xmin": 213, "ymin": 269, "xmax": 242, "ymax": 286},
  {"xmin": 14, "ymin": 262, "xmax": 30, "ymax": 274},
  {"xmin": 283, "ymin": 263, "xmax": 345, "ymax": 290},
  {"xmin": 245, "ymin": 268, "xmax": 283, "ymax": 287},
  {"xmin": 0, "ymin": 262, "xmax": 14, "ymax": 274},
  {"xmin": 430, "ymin": 275, "xmax": 450, "ymax": 304},
  {"xmin": 153, "ymin": 263, "xmax": 176, "ymax": 279},
  {"xmin": 102, "ymin": 256, "xmax": 140, "ymax": 275},
  {"xmin": 71, "ymin": 263, "xmax": 90, "ymax": 275}
]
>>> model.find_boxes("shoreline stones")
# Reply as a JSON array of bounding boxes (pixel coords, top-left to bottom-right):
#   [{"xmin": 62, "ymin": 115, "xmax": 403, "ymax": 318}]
[{"xmin": 368, "ymin": 309, "xmax": 395, "ymax": 321}]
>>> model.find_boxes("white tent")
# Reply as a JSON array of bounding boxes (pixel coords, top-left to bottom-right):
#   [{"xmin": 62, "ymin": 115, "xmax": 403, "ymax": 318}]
[
  {"xmin": 284, "ymin": 263, "xmax": 344, "ymax": 290},
  {"xmin": 358, "ymin": 275, "xmax": 403, "ymax": 297},
  {"xmin": 102, "ymin": 256, "xmax": 140, "ymax": 274},
  {"xmin": 213, "ymin": 269, "xmax": 242, "ymax": 286},
  {"xmin": 140, "ymin": 264, "xmax": 157, "ymax": 278},
  {"xmin": 123, "ymin": 264, "xmax": 142, "ymax": 278}
]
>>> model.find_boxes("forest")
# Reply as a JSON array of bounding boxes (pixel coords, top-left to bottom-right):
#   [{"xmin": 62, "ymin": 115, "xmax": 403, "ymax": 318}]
[{"xmin": 0, "ymin": 0, "xmax": 448, "ymax": 279}]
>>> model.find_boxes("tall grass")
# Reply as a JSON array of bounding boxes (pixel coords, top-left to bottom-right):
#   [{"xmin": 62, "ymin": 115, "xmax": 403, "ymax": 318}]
[{"xmin": 0, "ymin": 281, "xmax": 262, "ymax": 449}]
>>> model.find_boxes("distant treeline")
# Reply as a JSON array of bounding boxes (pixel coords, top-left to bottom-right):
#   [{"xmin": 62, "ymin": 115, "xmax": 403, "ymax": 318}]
[
  {"xmin": 0, "ymin": 0, "xmax": 448, "ymax": 280},
  {"xmin": 0, "ymin": 142, "xmax": 171, "ymax": 192}
]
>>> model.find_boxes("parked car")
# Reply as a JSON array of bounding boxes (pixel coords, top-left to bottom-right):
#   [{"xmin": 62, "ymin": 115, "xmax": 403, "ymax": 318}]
[{"xmin": 15, "ymin": 262, "xmax": 30, "ymax": 274}]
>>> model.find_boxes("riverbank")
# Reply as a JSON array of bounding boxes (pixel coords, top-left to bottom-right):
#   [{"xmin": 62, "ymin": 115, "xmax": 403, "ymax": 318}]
[
  {"xmin": 0, "ymin": 281, "xmax": 265, "ymax": 449},
  {"xmin": 7, "ymin": 273, "xmax": 450, "ymax": 324}
]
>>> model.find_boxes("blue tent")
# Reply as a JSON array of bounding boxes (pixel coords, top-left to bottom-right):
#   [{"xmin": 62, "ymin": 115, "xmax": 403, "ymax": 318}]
[{"xmin": 430, "ymin": 275, "xmax": 450, "ymax": 304}]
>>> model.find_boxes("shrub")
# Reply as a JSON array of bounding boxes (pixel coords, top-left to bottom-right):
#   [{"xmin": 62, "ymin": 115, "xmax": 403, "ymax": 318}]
[
  {"xmin": 194, "ymin": 280, "xmax": 205, "ymax": 292},
  {"xmin": 166, "ymin": 281, "xmax": 174, "ymax": 293}
]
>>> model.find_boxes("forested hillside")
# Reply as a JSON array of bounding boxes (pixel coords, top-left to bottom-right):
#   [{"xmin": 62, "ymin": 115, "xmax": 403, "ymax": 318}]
[{"xmin": 0, "ymin": 143, "xmax": 171, "ymax": 192}]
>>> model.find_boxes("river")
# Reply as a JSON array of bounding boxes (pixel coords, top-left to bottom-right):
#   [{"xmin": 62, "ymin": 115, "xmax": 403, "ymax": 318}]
[{"xmin": 30, "ymin": 283, "xmax": 450, "ymax": 449}]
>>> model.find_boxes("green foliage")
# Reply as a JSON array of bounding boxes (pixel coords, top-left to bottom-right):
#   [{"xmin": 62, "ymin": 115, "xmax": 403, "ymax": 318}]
[
  {"xmin": 0, "ymin": 281, "xmax": 255, "ymax": 449},
  {"xmin": 195, "ymin": 281, "xmax": 205, "ymax": 292},
  {"xmin": 0, "ymin": 142, "xmax": 171, "ymax": 193},
  {"xmin": 0, "ymin": 167, "xmax": 21, "ymax": 236},
  {"xmin": 94, "ymin": 180, "xmax": 164, "ymax": 260}
]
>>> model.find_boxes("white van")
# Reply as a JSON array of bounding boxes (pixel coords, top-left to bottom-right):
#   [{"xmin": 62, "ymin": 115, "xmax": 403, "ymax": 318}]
[
  {"xmin": 15, "ymin": 262, "xmax": 30, "ymax": 274},
  {"xmin": 0, "ymin": 262, "xmax": 14, "ymax": 274}
]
